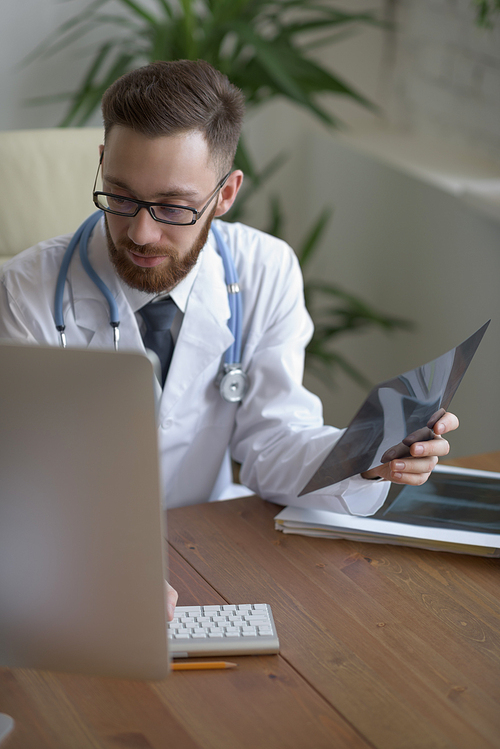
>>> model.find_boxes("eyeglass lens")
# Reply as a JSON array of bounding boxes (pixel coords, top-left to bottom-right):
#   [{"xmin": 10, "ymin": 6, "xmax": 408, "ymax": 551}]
[{"xmin": 94, "ymin": 194, "xmax": 196, "ymax": 225}]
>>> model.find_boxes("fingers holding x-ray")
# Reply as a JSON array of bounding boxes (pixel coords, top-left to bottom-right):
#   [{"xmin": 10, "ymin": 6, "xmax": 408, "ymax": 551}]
[{"xmin": 299, "ymin": 323, "xmax": 488, "ymax": 496}]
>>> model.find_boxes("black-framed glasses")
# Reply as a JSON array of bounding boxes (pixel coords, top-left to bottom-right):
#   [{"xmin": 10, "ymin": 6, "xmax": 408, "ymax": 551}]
[{"xmin": 93, "ymin": 155, "xmax": 230, "ymax": 226}]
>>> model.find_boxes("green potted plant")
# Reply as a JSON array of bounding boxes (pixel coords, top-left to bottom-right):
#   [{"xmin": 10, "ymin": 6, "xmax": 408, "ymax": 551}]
[{"xmin": 26, "ymin": 0, "xmax": 410, "ymax": 388}]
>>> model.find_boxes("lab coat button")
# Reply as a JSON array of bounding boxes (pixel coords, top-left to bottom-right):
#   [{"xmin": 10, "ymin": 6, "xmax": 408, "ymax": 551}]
[{"xmin": 161, "ymin": 417, "xmax": 173, "ymax": 430}]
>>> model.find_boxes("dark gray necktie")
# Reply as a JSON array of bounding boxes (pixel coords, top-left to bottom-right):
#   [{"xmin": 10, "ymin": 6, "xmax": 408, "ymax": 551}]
[{"xmin": 138, "ymin": 297, "xmax": 178, "ymax": 387}]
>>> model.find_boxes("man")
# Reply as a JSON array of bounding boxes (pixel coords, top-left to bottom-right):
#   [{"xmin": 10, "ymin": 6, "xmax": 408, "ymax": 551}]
[{"xmin": 0, "ymin": 60, "xmax": 459, "ymax": 616}]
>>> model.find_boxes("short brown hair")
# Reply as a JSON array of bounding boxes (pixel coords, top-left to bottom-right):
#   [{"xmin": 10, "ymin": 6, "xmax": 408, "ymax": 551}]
[{"xmin": 101, "ymin": 59, "xmax": 245, "ymax": 173}]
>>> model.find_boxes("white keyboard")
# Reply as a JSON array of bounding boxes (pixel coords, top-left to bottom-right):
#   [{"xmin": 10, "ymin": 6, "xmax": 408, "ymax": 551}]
[{"xmin": 168, "ymin": 603, "xmax": 280, "ymax": 657}]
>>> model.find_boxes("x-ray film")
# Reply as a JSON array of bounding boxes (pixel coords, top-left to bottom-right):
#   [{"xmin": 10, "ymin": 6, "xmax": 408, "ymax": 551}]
[{"xmin": 299, "ymin": 321, "xmax": 490, "ymax": 495}]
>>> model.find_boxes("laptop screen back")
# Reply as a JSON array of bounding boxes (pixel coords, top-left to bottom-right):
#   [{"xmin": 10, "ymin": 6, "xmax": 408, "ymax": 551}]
[{"xmin": 0, "ymin": 342, "xmax": 169, "ymax": 679}]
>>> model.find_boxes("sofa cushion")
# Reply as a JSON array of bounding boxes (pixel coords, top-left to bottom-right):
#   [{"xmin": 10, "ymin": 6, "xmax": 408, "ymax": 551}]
[{"xmin": 0, "ymin": 128, "xmax": 103, "ymax": 260}]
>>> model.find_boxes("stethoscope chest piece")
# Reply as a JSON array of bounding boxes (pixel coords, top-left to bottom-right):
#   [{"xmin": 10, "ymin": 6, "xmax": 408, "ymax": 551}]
[{"xmin": 219, "ymin": 364, "xmax": 248, "ymax": 403}]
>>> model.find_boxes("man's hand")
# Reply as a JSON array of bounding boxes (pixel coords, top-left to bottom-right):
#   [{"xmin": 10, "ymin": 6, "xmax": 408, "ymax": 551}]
[
  {"xmin": 361, "ymin": 411, "xmax": 459, "ymax": 485},
  {"xmin": 165, "ymin": 581, "xmax": 178, "ymax": 621}
]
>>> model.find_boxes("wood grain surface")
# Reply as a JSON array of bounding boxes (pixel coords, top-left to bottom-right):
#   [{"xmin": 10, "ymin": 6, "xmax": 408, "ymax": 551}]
[
  {"xmin": 166, "ymin": 452, "xmax": 500, "ymax": 749},
  {"xmin": 1, "ymin": 452, "xmax": 498, "ymax": 749}
]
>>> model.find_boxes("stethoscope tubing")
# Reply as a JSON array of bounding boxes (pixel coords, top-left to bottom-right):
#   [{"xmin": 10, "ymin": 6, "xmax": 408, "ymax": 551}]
[
  {"xmin": 211, "ymin": 222, "xmax": 242, "ymax": 365},
  {"xmin": 53, "ymin": 212, "xmax": 243, "ymax": 370},
  {"xmin": 54, "ymin": 212, "xmax": 102, "ymax": 330},
  {"xmin": 78, "ymin": 213, "xmax": 120, "ymax": 325}
]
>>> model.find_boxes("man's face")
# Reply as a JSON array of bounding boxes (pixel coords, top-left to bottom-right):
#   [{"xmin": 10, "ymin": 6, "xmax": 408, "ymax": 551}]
[{"xmin": 100, "ymin": 127, "xmax": 224, "ymax": 294}]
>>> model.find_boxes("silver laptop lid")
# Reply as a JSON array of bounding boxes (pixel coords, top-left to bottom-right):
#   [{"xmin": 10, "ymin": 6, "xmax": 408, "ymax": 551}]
[{"xmin": 0, "ymin": 342, "xmax": 169, "ymax": 679}]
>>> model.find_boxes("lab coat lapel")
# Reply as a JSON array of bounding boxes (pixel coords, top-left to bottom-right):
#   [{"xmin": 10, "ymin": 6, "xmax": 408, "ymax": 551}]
[
  {"xmin": 69, "ymin": 219, "xmax": 145, "ymax": 351},
  {"xmin": 160, "ymin": 240, "xmax": 233, "ymax": 412}
]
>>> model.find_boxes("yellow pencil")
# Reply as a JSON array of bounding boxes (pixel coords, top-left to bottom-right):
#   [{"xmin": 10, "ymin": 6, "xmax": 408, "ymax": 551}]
[{"xmin": 171, "ymin": 661, "xmax": 237, "ymax": 671}]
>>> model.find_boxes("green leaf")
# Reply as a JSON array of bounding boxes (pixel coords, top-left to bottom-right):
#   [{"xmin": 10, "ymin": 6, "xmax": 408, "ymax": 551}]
[
  {"xmin": 234, "ymin": 137, "xmax": 258, "ymax": 179},
  {"xmin": 153, "ymin": 0, "xmax": 174, "ymax": 20},
  {"xmin": 113, "ymin": 0, "xmax": 158, "ymax": 25},
  {"xmin": 20, "ymin": 0, "xmax": 103, "ymax": 65},
  {"xmin": 296, "ymin": 207, "xmax": 333, "ymax": 269},
  {"xmin": 23, "ymin": 92, "xmax": 75, "ymax": 106},
  {"xmin": 58, "ymin": 41, "xmax": 114, "ymax": 126},
  {"xmin": 305, "ymin": 348, "xmax": 372, "ymax": 390},
  {"xmin": 265, "ymin": 195, "xmax": 285, "ymax": 239},
  {"xmin": 228, "ymin": 149, "xmax": 289, "ymax": 221},
  {"xmin": 21, "ymin": 18, "xmax": 103, "ymax": 65}
]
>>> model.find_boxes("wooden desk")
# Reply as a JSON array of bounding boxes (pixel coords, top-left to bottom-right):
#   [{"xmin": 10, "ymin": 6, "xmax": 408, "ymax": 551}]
[{"xmin": 1, "ymin": 452, "xmax": 499, "ymax": 749}]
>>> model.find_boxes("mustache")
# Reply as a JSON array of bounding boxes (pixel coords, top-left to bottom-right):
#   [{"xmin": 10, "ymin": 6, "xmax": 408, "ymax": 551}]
[{"xmin": 119, "ymin": 239, "xmax": 178, "ymax": 259}]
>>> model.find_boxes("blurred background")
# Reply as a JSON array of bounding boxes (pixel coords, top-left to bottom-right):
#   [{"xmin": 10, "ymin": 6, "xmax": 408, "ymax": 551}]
[{"xmin": 1, "ymin": 0, "xmax": 499, "ymax": 459}]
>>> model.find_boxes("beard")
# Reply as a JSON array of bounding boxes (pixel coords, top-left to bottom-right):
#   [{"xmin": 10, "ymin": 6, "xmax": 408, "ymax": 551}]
[{"xmin": 105, "ymin": 207, "xmax": 215, "ymax": 294}]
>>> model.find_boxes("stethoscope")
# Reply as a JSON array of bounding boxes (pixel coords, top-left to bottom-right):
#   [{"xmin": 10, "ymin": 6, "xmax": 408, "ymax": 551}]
[{"xmin": 53, "ymin": 211, "xmax": 248, "ymax": 403}]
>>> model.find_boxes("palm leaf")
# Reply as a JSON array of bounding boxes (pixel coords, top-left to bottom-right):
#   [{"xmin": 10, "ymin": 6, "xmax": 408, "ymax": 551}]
[
  {"xmin": 305, "ymin": 347, "xmax": 372, "ymax": 389},
  {"xmin": 264, "ymin": 195, "xmax": 285, "ymax": 238},
  {"xmin": 58, "ymin": 41, "xmax": 115, "ymax": 127},
  {"xmin": 296, "ymin": 207, "xmax": 333, "ymax": 269},
  {"xmin": 113, "ymin": 0, "xmax": 158, "ymax": 25},
  {"xmin": 20, "ymin": 0, "xmax": 106, "ymax": 64}
]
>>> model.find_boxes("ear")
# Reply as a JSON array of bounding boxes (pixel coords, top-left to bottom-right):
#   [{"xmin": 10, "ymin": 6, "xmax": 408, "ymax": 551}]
[{"xmin": 214, "ymin": 170, "xmax": 244, "ymax": 217}]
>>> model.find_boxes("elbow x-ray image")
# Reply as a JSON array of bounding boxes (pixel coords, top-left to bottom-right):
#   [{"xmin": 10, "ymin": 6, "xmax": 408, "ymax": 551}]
[{"xmin": 300, "ymin": 321, "xmax": 490, "ymax": 495}]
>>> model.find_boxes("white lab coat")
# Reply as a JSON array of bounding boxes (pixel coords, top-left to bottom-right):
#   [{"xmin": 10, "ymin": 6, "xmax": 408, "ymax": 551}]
[{"xmin": 0, "ymin": 217, "xmax": 388, "ymax": 514}]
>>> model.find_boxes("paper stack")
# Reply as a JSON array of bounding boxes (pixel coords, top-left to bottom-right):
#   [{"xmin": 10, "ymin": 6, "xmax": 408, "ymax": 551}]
[{"xmin": 275, "ymin": 465, "xmax": 500, "ymax": 557}]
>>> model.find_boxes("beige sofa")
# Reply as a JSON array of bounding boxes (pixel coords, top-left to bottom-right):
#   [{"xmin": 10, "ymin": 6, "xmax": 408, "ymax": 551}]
[{"xmin": 0, "ymin": 128, "xmax": 104, "ymax": 265}]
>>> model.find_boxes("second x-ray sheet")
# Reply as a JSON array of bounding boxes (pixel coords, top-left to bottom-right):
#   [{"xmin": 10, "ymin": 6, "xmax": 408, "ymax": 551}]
[{"xmin": 300, "ymin": 321, "xmax": 490, "ymax": 495}]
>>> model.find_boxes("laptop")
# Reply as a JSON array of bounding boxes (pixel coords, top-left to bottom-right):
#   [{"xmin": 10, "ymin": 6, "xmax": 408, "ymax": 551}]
[{"xmin": 0, "ymin": 341, "xmax": 170, "ymax": 680}]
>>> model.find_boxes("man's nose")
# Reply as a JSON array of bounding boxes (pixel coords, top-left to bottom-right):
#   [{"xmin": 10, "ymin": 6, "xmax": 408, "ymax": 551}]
[{"xmin": 127, "ymin": 207, "xmax": 164, "ymax": 246}]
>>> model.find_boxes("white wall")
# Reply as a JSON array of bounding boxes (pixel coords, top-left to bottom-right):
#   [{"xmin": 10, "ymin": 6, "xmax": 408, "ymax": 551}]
[
  {"xmin": 301, "ymin": 131, "xmax": 500, "ymax": 459},
  {"xmin": 0, "ymin": 0, "xmax": 105, "ymax": 130},
  {"xmin": 313, "ymin": 0, "xmax": 500, "ymax": 161},
  {"xmin": 1, "ymin": 0, "xmax": 499, "ymax": 459},
  {"xmin": 385, "ymin": 0, "xmax": 500, "ymax": 162}
]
